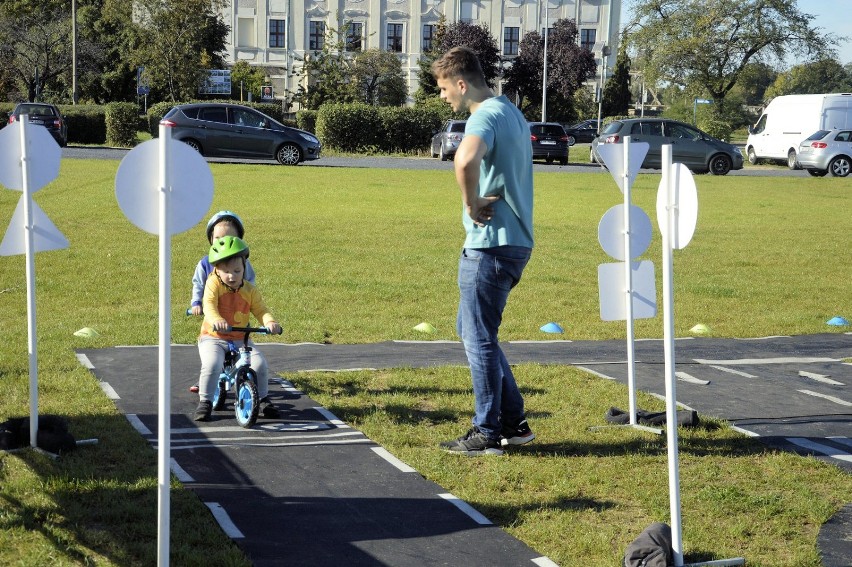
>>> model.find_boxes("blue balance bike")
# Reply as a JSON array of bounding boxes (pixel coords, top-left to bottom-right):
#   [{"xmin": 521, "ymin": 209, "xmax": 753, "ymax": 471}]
[{"xmin": 213, "ymin": 326, "xmax": 278, "ymax": 428}]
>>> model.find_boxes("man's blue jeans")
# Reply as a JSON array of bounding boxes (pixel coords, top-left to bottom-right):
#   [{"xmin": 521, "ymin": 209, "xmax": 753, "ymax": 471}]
[{"xmin": 457, "ymin": 245, "xmax": 532, "ymax": 439}]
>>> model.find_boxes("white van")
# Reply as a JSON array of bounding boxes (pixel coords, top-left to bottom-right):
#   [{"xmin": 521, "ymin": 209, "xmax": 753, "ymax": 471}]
[{"xmin": 745, "ymin": 93, "xmax": 852, "ymax": 168}]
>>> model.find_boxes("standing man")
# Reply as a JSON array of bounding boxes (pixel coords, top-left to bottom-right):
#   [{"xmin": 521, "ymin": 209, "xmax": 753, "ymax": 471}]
[{"xmin": 432, "ymin": 47, "xmax": 535, "ymax": 456}]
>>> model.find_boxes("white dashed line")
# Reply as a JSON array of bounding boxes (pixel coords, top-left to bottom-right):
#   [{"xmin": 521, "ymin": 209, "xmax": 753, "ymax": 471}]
[
  {"xmin": 707, "ymin": 365, "xmax": 757, "ymax": 378},
  {"xmin": 75, "ymin": 353, "xmax": 94, "ymax": 369},
  {"xmin": 798, "ymin": 371, "xmax": 844, "ymax": 386},
  {"xmin": 676, "ymin": 371, "xmax": 710, "ymax": 385},
  {"xmin": 531, "ymin": 557, "xmax": 560, "ymax": 566},
  {"xmin": 204, "ymin": 503, "xmax": 244, "ymax": 538},
  {"xmin": 786, "ymin": 437, "xmax": 852, "ymax": 464},
  {"xmin": 99, "ymin": 381, "xmax": 120, "ymax": 400},
  {"xmin": 439, "ymin": 493, "xmax": 492, "ymax": 525},
  {"xmin": 125, "ymin": 414, "xmax": 152, "ymax": 435},
  {"xmin": 694, "ymin": 357, "xmax": 838, "ymax": 365},
  {"xmin": 313, "ymin": 407, "xmax": 349, "ymax": 428},
  {"xmin": 797, "ymin": 389, "xmax": 852, "ymax": 407},
  {"xmin": 372, "ymin": 447, "xmax": 416, "ymax": 472},
  {"xmin": 170, "ymin": 458, "xmax": 194, "ymax": 482}
]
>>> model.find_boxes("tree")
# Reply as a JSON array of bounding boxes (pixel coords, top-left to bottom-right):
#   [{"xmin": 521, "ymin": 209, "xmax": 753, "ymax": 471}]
[
  {"xmin": 602, "ymin": 43, "xmax": 631, "ymax": 117},
  {"xmin": 414, "ymin": 18, "xmax": 500, "ymax": 102},
  {"xmin": 132, "ymin": 0, "xmax": 229, "ymax": 102},
  {"xmin": 291, "ymin": 22, "xmax": 358, "ymax": 110},
  {"xmin": 765, "ymin": 58, "xmax": 852, "ymax": 100},
  {"xmin": 230, "ymin": 60, "xmax": 269, "ymax": 101},
  {"xmin": 732, "ymin": 61, "xmax": 778, "ymax": 106},
  {"xmin": 502, "ymin": 19, "xmax": 596, "ymax": 121},
  {"xmin": 628, "ymin": 0, "xmax": 834, "ymax": 119},
  {"xmin": 352, "ymin": 49, "xmax": 408, "ymax": 106}
]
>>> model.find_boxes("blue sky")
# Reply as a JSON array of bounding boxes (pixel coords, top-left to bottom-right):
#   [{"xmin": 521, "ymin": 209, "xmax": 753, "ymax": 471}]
[{"xmin": 621, "ymin": 0, "xmax": 852, "ymax": 66}]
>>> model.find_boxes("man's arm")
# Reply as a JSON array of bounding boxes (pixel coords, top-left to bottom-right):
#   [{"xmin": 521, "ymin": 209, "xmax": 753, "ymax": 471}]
[{"xmin": 454, "ymin": 134, "xmax": 500, "ymax": 226}]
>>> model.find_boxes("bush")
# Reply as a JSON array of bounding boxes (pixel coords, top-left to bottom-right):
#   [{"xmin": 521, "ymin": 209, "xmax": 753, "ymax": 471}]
[
  {"xmin": 296, "ymin": 110, "xmax": 318, "ymax": 133},
  {"xmin": 105, "ymin": 102, "xmax": 140, "ymax": 147},
  {"xmin": 62, "ymin": 105, "xmax": 107, "ymax": 144},
  {"xmin": 317, "ymin": 103, "xmax": 382, "ymax": 152},
  {"xmin": 378, "ymin": 106, "xmax": 443, "ymax": 153}
]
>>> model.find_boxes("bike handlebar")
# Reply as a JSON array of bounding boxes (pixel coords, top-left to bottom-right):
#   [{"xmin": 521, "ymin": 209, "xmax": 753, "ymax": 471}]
[{"xmin": 229, "ymin": 326, "xmax": 282, "ymax": 336}]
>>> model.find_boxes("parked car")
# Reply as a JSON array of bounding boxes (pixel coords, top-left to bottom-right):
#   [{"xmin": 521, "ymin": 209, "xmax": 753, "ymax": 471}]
[
  {"xmin": 562, "ymin": 119, "xmax": 601, "ymax": 145},
  {"xmin": 796, "ymin": 129, "xmax": 852, "ymax": 177},
  {"xmin": 590, "ymin": 118, "xmax": 743, "ymax": 175},
  {"xmin": 160, "ymin": 103, "xmax": 321, "ymax": 165},
  {"xmin": 8, "ymin": 102, "xmax": 67, "ymax": 147},
  {"xmin": 430, "ymin": 119, "xmax": 466, "ymax": 160},
  {"xmin": 529, "ymin": 122, "xmax": 569, "ymax": 165}
]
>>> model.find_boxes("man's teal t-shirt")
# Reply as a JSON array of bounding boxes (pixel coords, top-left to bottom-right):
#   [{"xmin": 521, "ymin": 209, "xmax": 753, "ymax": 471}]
[{"xmin": 462, "ymin": 95, "xmax": 534, "ymax": 249}]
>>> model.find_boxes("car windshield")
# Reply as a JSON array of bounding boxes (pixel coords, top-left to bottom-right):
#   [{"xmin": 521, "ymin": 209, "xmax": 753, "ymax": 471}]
[
  {"xmin": 449, "ymin": 122, "xmax": 466, "ymax": 133},
  {"xmin": 532, "ymin": 124, "xmax": 564, "ymax": 135}
]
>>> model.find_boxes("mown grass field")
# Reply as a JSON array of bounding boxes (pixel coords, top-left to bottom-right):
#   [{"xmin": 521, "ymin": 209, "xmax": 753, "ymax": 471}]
[{"xmin": 0, "ymin": 159, "xmax": 849, "ymax": 565}]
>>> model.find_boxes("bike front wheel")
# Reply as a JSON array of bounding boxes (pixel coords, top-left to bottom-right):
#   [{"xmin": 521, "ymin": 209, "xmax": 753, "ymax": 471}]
[{"xmin": 235, "ymin": 369, "xmax": 259, "ymax": 428}]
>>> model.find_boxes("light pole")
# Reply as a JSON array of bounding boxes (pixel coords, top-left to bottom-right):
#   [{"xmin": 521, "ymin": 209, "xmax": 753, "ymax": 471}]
[
  {"xmin": 596, "ymin": 45, "xmax": 610, "ymax": 132},
  {"xmin": 72, "ymin": 0, "xmax": 78, "ymax": 104},
  {"xmin": 541, "ymin": 2, "xmax": 549, "ymax": 122}
]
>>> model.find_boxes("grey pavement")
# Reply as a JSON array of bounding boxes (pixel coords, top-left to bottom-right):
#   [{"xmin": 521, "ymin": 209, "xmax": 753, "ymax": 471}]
[{"xmin": 77, "ymin": 332, "xmax": 851, "ymax": 566}]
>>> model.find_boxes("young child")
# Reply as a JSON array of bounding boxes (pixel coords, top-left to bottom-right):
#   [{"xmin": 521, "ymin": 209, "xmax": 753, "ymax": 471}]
[
  {"xmin": 193, "ymin": 236, "xmax": 282, "ymax": 422},
  {"xmin": 189, "ymin": 210, "xmax": 256, "ymax": 393}
]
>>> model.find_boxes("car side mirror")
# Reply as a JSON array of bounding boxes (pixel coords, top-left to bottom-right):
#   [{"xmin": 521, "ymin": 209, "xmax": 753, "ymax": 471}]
[{"xmin": 747, "ymin": 125, "xmax": 755, "ymax": 135}]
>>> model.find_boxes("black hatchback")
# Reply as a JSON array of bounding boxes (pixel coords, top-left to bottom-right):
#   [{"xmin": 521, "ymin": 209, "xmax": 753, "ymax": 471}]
[
  {"xmin": 529, "ymin": 122, "xmax": 569, "ymax": 165},
  {"xmin": 160, "ymin": 103, "xmax": 321, "ymax": 165},
  {"xmin": 9, "ymin": 103, "xmax": 68, "ymax": 147}
]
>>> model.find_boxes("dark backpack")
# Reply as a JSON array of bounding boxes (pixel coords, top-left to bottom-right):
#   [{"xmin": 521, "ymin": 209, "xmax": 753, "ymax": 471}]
[{"xmin": 624, "ymin": 522, "xmax": 673, "ymax": 567}]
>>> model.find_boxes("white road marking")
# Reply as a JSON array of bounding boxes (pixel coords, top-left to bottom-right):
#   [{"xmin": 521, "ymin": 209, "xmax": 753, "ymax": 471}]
[
  {"xmin": 313, "ymin": 407, "xmax": 349, "ymax": 427},
  {"xmin": 797, "ymin": 389, "xmax": 852, "ymax": 407},
  {"xmin": 439, "ymin": 493, "xmax": 492, "ymax": 525},
  {"xmin": 372, "ymin": 447, "xmax": 416, "ymax": 472},
  {"xmin": 708, "ymin": 365, "xmax": 757, "ymax": 378},
  {"xmin": 509, "ymin": 340, "xmax": 573, "ymax": 344},
  {"xmin": 676, "ymin": 372, "xmax": 710, "ymax": 385},
  {"xmin": 162, "ymin": 438, "xmax": 374, "ymax": 451},
  {"xmin": 170, "ymin": 458, "xmax": 194, "ymax": 482},
  {"xmin": 798, "ymin": 371, "xmax": 844, "ymax": 386},
  {"xmin": 393, "ymin": 340, "xmax": 460, "ymax": 344},
  {"xmin": 786, "ymin": 437, "xmax": 852, "ymax": 463},
  {"xmin": 531, "ymin": 557, "xmax": 560, "ymax": 566},
  {"xmin": 302, "ymin": 368, "xmax": 378, "ymax": 373},
  {"xmin": 730, "ymin": 426, "xmax": 759, "ymax": 437},
  {"xmin": 694, "ymin": 357, "xmax": 838, "ymax": 365},
  {"xmin": 828, "ymin": 436, "xmax": 852, "ymax": 449},
  {"xmin": 205, "ymin": 503, "xmax": 244, "ymax": 538},
  {"xmin": 169, "ymin": 431, "xmax": 365, "ymax": 444},
  {"xmin": 75, "ymin": 353, "xmax": 94, "ymax": 369},
  {"xmin": 574, "ymin": 366, "xmax": 616, "ymax": 380},
  {"xmin": 126, "ymin": 414, "xmax": 152, "ymax": 435},
  {"xmin": 99, "ymin": 381, "xmax": 119, "ymax": 400}
]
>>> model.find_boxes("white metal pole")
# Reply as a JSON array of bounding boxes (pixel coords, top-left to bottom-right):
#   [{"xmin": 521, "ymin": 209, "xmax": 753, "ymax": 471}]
[
  {"xmin": 157, "ymin": 125, "xmax": 172, "ymax": 567},
  {"xmin": 541, "ymin": 3, "xmax": 548, "ymax": 122},
  {"xmin": 661, "ymin": 144, "xmax": 683, "ymax": 566},
  {"xmin": 20, "ymin": 116, "xmax": 39, "ymax": 448},
  {"xmin": 622, "ymin": 136, "xmax": 637, "ymax": 426}
]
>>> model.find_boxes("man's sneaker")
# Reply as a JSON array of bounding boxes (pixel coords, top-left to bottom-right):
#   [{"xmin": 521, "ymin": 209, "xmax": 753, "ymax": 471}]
[
  {"xmin": 193, "ymin": 400, "xmax": 212, "ymax": 422},
  {"xmin": 440, "ymin": 428, "xmax": 503, "ymax": 456},
  {"xmin": 500, "ymin": 419, "xmax": 535, "ymax": 447},
  {"xmin": 258, "ymin": 397, "xmax": 280, "ymax": 418},
  {"xmin": 189, "ymin": 384, "xmax": 199, "ymax": 393}
]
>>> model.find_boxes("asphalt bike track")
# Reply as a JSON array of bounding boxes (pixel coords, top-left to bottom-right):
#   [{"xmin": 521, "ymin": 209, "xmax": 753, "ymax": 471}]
[{"xmin": 77, "ymin": 332, "xmax": 852, "ymax": 566}]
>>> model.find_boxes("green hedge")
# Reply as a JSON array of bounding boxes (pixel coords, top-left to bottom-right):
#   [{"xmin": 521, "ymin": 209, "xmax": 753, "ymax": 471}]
[
  {"xmin": 105, "ymin": 102, "xmax": 140, "ymax": 147},
  {"xmin": 296, "ymin": 110, "xmax": 317, "ymax": 134},
  {"xmin": 316, "ymin": 103, "xmax": 446, "ymax": 153},
  {"xmin": 0, "ymin": 103, "xmax": 107, "ymax": 143}
]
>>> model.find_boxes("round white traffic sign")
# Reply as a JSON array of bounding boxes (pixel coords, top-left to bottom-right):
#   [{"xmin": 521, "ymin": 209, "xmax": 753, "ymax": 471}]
[
  {"xmin": 598, "ymin": 204, "xmax": 653, "ymax": 261},
  {"xmin": 656, "ymin": 163, "xmax": 698, "ymax": 249},
  {"xmin": 0, "ymin": 120, "xmax": 61, "ymax": 193},
  {"xmin": 115, "ymin": 136, "xmax": 213, "ymax": 235}
]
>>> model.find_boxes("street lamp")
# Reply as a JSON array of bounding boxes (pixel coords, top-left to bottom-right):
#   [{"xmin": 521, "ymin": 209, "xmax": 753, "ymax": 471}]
[
  {"xmin": 72, "ymin": 0, "xmax": 78, "ymax": 104},
  {"xmin": 596, "ymin": 44, "xmax": 610, "ymax": 132},
  {"xmin": 541, "ymin": 2, "xmax": 549, "ymax": 122}
]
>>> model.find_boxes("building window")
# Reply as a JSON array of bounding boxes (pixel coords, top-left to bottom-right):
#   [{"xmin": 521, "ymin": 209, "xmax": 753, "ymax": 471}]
[
  {"xmin": 346, "ymin": 21, "xmax": 363, "ymax": 52},
  {"xmin": 269, "ymin": 19, "xmax": 285, "ymax": 48},
  {"xmin": 387, "ymin": 23, "xmax": 403, "ymax": 52},
  {"xmin": 309, "ymin": 21, "xmax": 325, "ymax": 51},
  {"xmin": 237, "ymin": 18, "xmax": 256, "ymax": 48},
  {"xmin": 580, "ymin": 29, "xmax": 596, "ymax": 51},
  {"xmin": 503, "ymin": 27, "xmax": 519, "ymax": 56},
  {"xmin": 423, "ymin": 24, "xmax": 435, "ymax": 52}
]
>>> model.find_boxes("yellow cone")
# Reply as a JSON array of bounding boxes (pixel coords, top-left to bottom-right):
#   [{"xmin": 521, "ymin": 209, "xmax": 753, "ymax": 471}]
[
  {"xmin": 74, "ymin": 327, "xmax": 100, "ymax": 338},
  {"xmin": 690, "ymin": 324, "xmax": 711, "ymax": 335},
  {"xmin": 413, "ymin": 322, "xmax": 436, "ymax": 334}
]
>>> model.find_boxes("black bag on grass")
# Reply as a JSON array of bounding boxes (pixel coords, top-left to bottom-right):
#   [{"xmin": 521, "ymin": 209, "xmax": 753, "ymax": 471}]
[{"xmin": 624, "ymin": 522, "xmax": 673, "ymax": 567}]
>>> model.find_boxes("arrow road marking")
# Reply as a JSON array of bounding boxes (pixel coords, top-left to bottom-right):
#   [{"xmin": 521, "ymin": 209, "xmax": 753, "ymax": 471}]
[
  {"xmin": 797, "ymin": 389, "xmax": 852, "ymax": 407},
  {"xmin": 798, "ymin": 371, "xmax": 844, "ymax": 386}
]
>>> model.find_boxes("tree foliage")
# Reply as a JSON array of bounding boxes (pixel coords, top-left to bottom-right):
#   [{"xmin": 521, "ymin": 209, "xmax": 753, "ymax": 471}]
[
  {"xmin": 291, "ymin": 22, "xmax": 358, "ymax": 110},
  {"xmin": 352, "ymin": 49, "xmax": 408, "ymax": 106},
  {"xmin": 502, "ymin": 18, "xmax": 596, "ymax": 121},
  {"xmin": 765, "ymin": 58, "xmax": 852, "ymax": 100},
  {"xmin": 230, "ymin": 61, "xmax": 269, "ymax": 101},
  {"xmin": 602, "ymin": 43, "xmax": 631, "ymax": 117},
  {"xmin": 628, "ymin": 0, "xmax": 834, "ymax": 115}
]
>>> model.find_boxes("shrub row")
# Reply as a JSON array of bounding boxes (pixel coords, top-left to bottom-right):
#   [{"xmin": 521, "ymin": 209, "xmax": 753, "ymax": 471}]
[{"xmin": 0, "ymin": 103, "xmax": 108, "ymax": 145}]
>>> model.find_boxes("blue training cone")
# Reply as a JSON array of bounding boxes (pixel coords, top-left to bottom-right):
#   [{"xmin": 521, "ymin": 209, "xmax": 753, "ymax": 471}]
[
  {"xmin": 540, "ymin": 322, "xmax": 564, "ymax": 334},
  {"xmin": 826, "ymin": 316, "xmax": 849, "ymax": 326}
]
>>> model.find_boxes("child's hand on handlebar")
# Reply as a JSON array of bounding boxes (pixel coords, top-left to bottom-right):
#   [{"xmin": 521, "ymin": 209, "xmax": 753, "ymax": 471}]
[
  {"xmin": 190, "ymin": 305, "xmax": 203, "ymax": 316},
  {"xmin": 266, "ymin": 321, "xmax": 282, "ymax": 335},
  {"xmin": 212, "ymin": 319, "xmax": 230, "ymax": 332}
]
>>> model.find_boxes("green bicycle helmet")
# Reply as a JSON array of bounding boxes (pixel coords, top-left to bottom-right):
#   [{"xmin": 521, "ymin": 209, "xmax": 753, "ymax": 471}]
[
  {"xmin": 209, "ymin": 236, "xmax": 250, "ymax": 265},
  {"xmin": 206, "ymin": 210, "xmax": 245, "ymax": 242}
]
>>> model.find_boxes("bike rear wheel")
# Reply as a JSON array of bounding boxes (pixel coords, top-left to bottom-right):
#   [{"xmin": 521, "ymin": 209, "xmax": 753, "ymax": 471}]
[{"xmin": 235, "ymin": 368, "xmax": 259, "ymax": 428}]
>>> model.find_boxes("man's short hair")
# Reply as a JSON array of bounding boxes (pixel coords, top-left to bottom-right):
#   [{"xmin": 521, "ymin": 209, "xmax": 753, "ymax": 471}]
[{"xmin": 431, "ymin": 46, "xmax": 487, "ymax": 87}]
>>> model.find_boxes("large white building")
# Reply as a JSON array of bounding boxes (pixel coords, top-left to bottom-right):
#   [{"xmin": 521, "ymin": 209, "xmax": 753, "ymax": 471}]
[{"xmin": 218, "ymin": 0, "xmax": 621, "ymax": 107}]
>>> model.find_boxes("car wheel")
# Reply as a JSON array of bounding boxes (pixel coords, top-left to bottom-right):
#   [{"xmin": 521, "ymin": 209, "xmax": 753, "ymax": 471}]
[
  {"xmin": 431, "ymin": 145, "xmax": 438, "ymax": 158},
  {"xmin": 546, "ymin": 156, "xmax": 554, "ymax": 164},
  {"xmin": 747, "ymin": 147, "xmax": 757, "ymax": 165},
  {"xmin": 566, "ymin": 135, "xmax": 576, "ymax": 146},
  {"xmin": 806, "ymin": 168, "xmax": 828, "ymax": 177},
  {"xmin": 787, "ymin": 149, "xmax": 800, "ymax": 170},
  {"xmin": 276, "ymin": 143, "xmax": 301, "ymax": 165},
  {"xmin": 828, "ymin": 155, "xmax": 851, "ymax": 177},
  {"xmin": 440, "ymin": 146, "xmax": 448, "ymax": 161},
  {"xmin": 709, "ymin": 154, "xmax": 732, "ymax": 176},
  {"xmin": 182, "ymin": 139, "xmax": 203, "ymax": 154}
]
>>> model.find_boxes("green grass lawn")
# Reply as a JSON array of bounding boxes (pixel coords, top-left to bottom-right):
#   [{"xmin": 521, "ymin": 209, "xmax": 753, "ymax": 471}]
[{"xmin": 0, "ymin": 160, "xmax": 849, "ymax": 565}]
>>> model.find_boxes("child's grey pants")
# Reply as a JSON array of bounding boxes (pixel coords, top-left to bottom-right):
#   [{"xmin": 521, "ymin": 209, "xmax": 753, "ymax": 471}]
[{"xmin": 197, "ymin": 336, "xmax": 270, "ymax": 402}]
